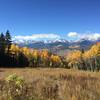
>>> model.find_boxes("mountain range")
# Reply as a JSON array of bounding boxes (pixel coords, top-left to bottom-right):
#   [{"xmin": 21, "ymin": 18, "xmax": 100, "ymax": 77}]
[{"xmin": 13, "ymin": 38, "xmax": 100, "ymax": 56}]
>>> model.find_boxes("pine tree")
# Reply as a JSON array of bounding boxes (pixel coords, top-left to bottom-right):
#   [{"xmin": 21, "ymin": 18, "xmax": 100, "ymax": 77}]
[
  {"xmin": 0, "ymin": 33, "xmax": 6, "ymax": 66},
  {"xmin": 0, "ymin": 33, "xmax": 6, "ymax": 53},
  {"xmin": 5, "ymin": 30, "xmax": 12, "ymax": 54}
]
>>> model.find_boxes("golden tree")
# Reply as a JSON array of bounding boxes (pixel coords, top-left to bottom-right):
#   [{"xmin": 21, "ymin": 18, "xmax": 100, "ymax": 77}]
[
  {"xmin": 10, "ymin": 44, "xmax": 20, "ymax": 56},
  {"xmin": 32, "ymin": 50, "xmax": 39, "ymax": 67},
  {"xmin": 50, "ymin": 55, "xmax": 61, "ymax": 67},
  {"xmin": 40, "ymin": 49, "xmax": 49, "ymax": 67},
  {"xmin": 21, "ymin": 47, "xmax": 31, "ymax": 57},
  {"xmin": 67, "ymin": 50, "xmax": 83, "ymax": 69},
  {"xmin": 83, "ymin": 42, "xmax": 100, "ymax": 70}
]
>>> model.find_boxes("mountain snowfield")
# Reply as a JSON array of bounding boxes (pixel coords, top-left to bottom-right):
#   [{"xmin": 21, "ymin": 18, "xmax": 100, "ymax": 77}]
[
  {"xmin": 12, "ymin": 32, "xmax": 100, "ymax": 45},
  {"xmin": 12, "ymin": 37, "xmax": 99, "ymax": 48}
]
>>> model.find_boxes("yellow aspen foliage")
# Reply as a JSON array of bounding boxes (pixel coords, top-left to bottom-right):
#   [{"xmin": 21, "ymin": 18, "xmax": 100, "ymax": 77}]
[
  {"xmin": 83, "ymin": 50, "xmax": 91, "ymax": 59},
  {"xmin": 41, "ymin": 50, "xmax": 49, "ymax": 60},
  {"xmin": 10, "ymin": 44, "xmax": 20, "ymax": 55},
  {"xmin": 51, "ymin": 55, "xmax": 61, "ymax": 63},
  {"xmin": 84, "ymin": 42, "xmax": 100, "ymax": 59},
  {"xmin": 67, "ymin": 50, "xmax": 82, "ymax": 67},
  {"xmin": 90, "ymin": 42, "xmax": 100, "ymax": 56},
  {"xmin": 21, "ymin": 47, "xmax": 30, "ymax": 56},
  {"xmin": 32, "ymin": 50, "xmax": 39, "ymax": 59}
]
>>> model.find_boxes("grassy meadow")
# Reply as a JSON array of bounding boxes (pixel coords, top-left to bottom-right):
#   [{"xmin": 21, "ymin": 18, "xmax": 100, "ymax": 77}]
[{"xmin": 0, "ymin": 68, "xmax": 100, "ymax": 100}]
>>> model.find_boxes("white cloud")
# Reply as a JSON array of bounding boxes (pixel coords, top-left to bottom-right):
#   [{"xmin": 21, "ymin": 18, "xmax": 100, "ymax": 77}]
[
  {"xmin": 13, "ymin": 32, "xmax": 100, "ymax": 42},
  {"xmin": 67, "ymin": 32, "xmax": 100, "ymax": 41},
  {"xmin": 13, "ymin": 33, "xmax": 60, "ymax": 41},
  {"xmin": 79, "ymin": 33, "xmax": 100, "ymax": 40},
  {"xmin": 84, "ymin": 33, "xmax": 100, "ymax": 40},
  {"xmin": 67, "ymin": 32, "xmax": 78, "ymax": 38}
]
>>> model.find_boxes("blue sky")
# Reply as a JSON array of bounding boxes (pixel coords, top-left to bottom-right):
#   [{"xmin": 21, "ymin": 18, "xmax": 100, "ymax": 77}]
[{"xmin": 0, "ymin": 0, "xmax": 100, "ymax": 40}]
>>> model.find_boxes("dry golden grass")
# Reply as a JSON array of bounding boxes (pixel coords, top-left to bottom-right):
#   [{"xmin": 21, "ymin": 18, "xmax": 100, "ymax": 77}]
[
  {"xmin": 0, "ymin": 68, "xmax": 100, "ymax": 100},
  {"xmin": 0, "ymin": 68, "xmax": 100, "ymax": 80}
]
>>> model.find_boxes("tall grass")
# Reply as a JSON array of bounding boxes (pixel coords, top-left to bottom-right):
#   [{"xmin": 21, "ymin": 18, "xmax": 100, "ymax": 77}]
[{"xmin": 0, "ymin": 68, "xmax": 100, "ymax": 100}]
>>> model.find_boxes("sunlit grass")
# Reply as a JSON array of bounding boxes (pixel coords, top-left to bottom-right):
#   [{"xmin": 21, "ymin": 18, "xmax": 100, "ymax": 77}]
[{"xmin": 0, "ymin": 68, "xmax": 100, "ymax": 100}]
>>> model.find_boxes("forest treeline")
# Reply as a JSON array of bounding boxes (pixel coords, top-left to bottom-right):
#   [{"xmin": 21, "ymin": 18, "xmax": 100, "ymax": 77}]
[{"xmin": 0, "ymin": 31, "xmax": 100, "ymax": 71}]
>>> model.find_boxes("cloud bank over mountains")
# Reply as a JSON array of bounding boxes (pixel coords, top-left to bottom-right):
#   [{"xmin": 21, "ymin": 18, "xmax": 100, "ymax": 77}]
[
  {"xmin": 13, "ymin": 32, "xmax": 100, "ymax": 42},
  {"xmin": 13, "ymin": 34, "xmax": 60, "ymax": 41},
  {"xmin": 67, "ymin": 32, "xmax": 100, "ymax": 41}
]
